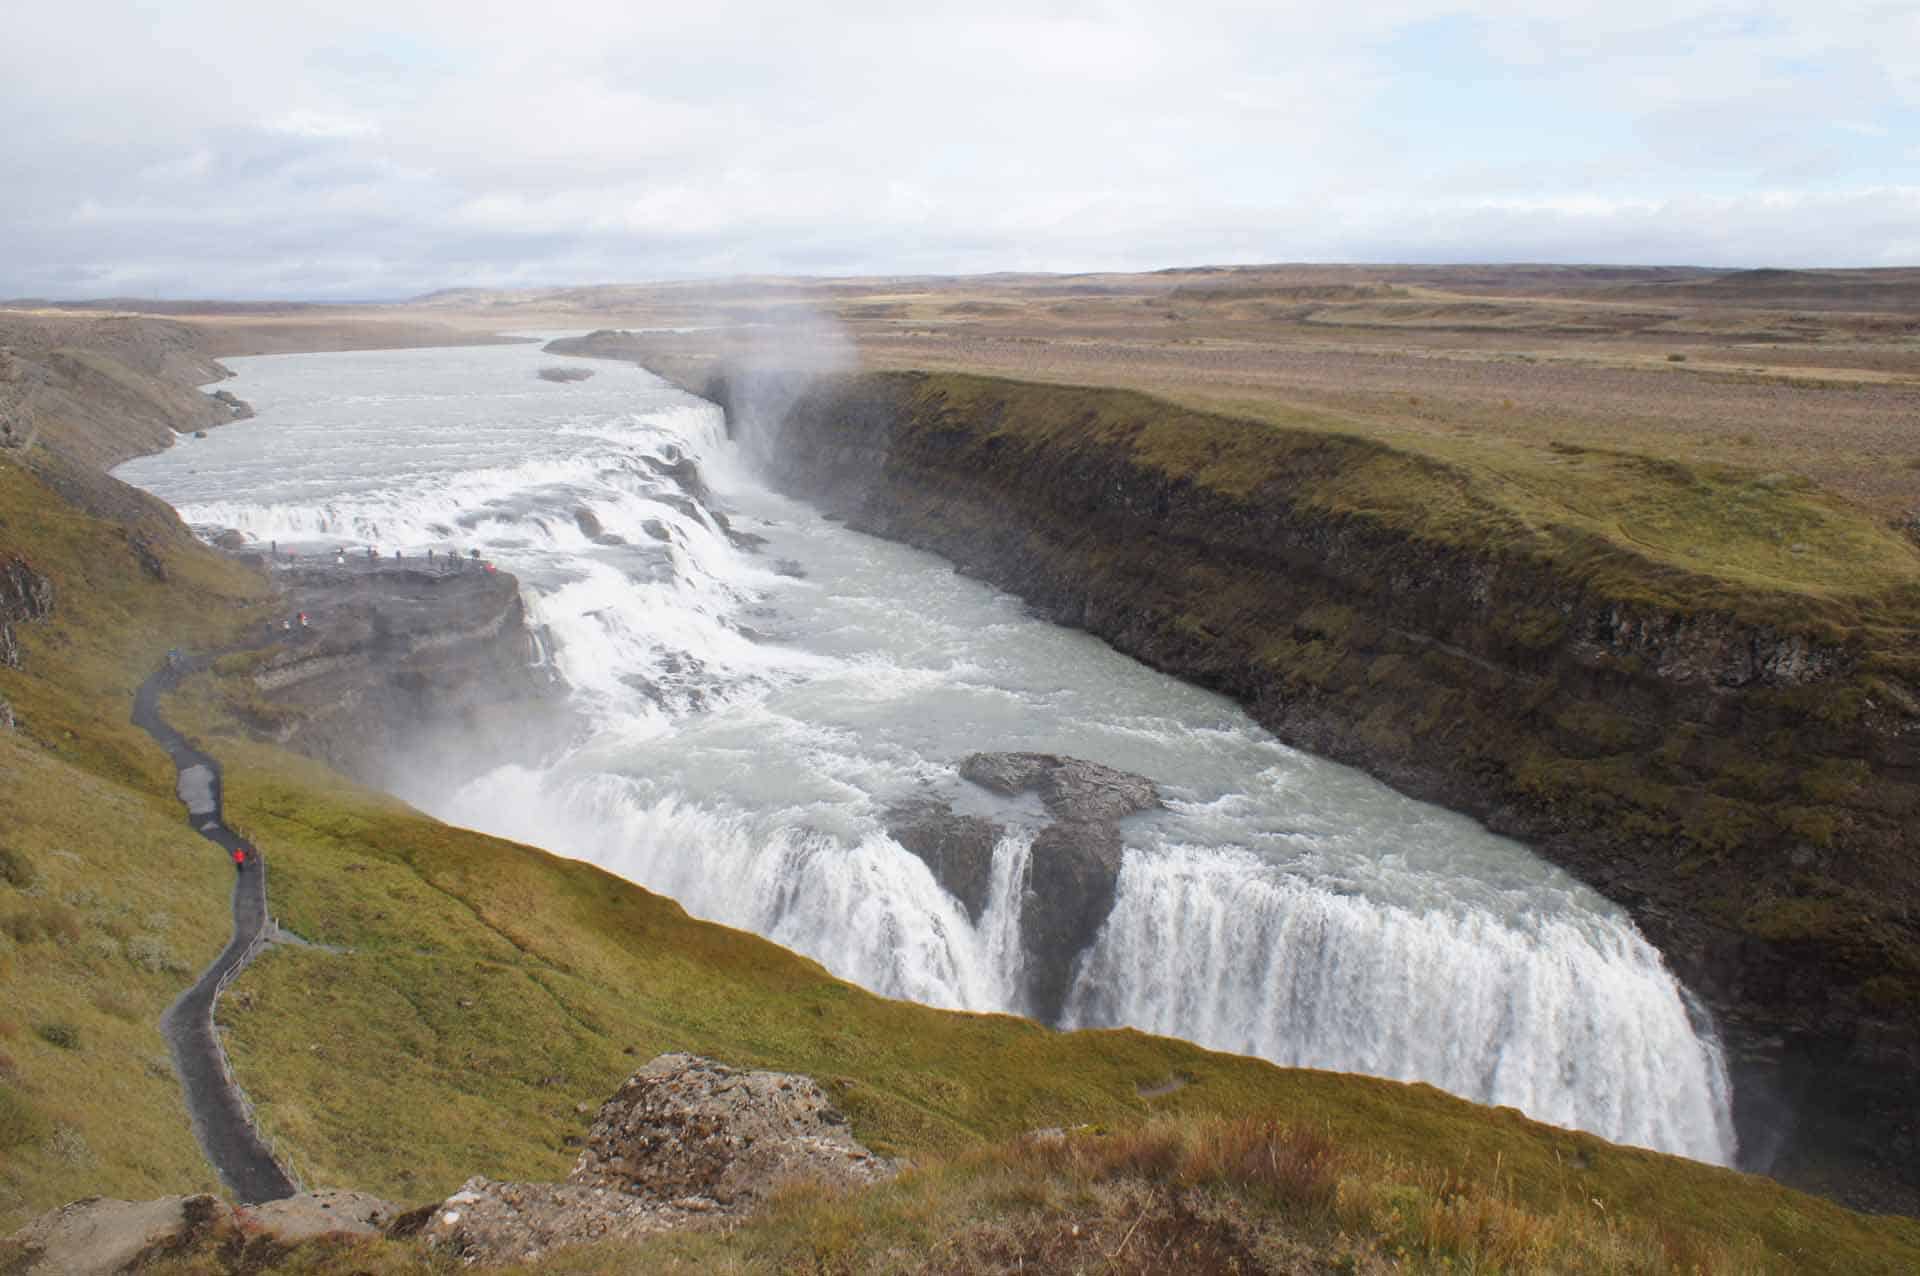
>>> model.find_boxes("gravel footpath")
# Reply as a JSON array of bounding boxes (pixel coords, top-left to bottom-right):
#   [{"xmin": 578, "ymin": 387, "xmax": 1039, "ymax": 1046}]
[{"xmin": 133, "ymin": 644, "xmax": 299, "ymax": 1205}]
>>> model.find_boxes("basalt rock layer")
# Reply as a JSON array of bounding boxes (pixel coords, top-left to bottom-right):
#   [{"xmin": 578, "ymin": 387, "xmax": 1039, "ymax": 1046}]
[
  {"xmin": 241, "ymin": 563, "xmax": 571, "ymax": 791},
  {"xmin": 710, "ymin": 367, "xmax": 1920, "ymax": 1213}
]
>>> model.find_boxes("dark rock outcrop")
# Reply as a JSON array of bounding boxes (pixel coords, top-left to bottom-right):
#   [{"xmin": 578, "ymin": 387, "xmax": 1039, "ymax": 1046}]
[
  {"xmin": 125, "ymin": 531, "xmax": 168, "ymax": 582},
  {"xmin": 209, "ymin": 388, "xmax": 254, "ymax": 419},
  {"xmin": 893, "ymin": 753, "xmax": 1160, "ymax": 1020},
  {"xmin": 1023, "ymin": 820, "xmax": 1127, "ymax": 1022},
  {"xmin": 572, "ymin": 507, "xmax": 626, "ymax": 546},
  {"xmin": 244, "ymin": 564, "xmax": 571, "ymax": 791},
  {"xmin": 537, "ymin": 366, "xmax": 595, "ymax": 383},
  {"xmin": 1, "ymin": 554, "xmax": 55, "ymax": 670},
  {"xmin": 713, "ymin": 368, "xmax": 1920, "ymax": 1212},
  {"xmin": 886, "ymin": 798, "xmax": 1002, "ymax": 920},
  {"xmin": 645, "ymin": 451, "xmax": 715, "ymax": 510}
]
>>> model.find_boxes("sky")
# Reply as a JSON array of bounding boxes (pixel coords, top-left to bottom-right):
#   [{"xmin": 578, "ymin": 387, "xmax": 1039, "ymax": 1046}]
[{"xmin": 3, "ymin": 1, "xmax": 1916, "ymax": 299}]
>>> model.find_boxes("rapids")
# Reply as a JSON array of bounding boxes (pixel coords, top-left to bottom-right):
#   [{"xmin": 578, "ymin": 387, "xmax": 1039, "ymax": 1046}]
[{"xmin": 115, "ymin": 339, "xmax": 1738, "ymax": 1165}]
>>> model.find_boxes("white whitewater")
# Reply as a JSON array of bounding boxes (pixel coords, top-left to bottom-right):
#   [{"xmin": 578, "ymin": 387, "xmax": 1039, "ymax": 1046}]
[{"xmin": 116, "ymin": 340, "xmax": 1737, "ymax": 1166}]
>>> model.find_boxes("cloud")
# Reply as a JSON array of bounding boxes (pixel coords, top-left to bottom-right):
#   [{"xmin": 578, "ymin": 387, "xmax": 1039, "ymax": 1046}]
[
  {"xmin": 1, "ymin": 1, "xmax": 1914, "ymax": 298},
  {"xmin": 267, "ymin": 111, "xmax": 383, "ymax": 140}
]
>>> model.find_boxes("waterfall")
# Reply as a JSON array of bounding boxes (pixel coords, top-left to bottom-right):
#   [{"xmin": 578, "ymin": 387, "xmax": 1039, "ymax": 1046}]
[
  {"xmin": 114, "ymin": 339, "xmax": 1740, "ymax": 1168},
  {"xmin": 1062, "ymin": 848, "xmax": 1735, "ymax": 1164}
]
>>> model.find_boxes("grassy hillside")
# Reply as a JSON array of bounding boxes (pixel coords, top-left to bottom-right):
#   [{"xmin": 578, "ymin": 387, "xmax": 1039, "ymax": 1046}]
[
  {"xmin": 5, "ymin": 450, "xmax": 1920, "ymax": 1272},
  {"xmin": 0, "ymin": 456, "xmax": 271, "ymax": 1220}
]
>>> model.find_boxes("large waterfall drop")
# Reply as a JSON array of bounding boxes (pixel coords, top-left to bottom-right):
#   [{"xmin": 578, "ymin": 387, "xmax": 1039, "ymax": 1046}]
[{"xmin": 116, "ymin": 339, "xmax": 1737, "ymax": 1166}]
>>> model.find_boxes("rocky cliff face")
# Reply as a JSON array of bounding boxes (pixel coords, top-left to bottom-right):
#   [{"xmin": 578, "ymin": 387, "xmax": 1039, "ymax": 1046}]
[
  {"xmin": 0, "ymin": 555, "xmax": 55, "ymax": 670},
  {"xmin": 239, "ymin": 563, "xmax": 571, "ymax": 793},
  {"xmin": 0, "ymin": 554, "xmax": 55, "ymax": 728},
  {"xmin": 715, "ymin": 368, "xmax": 1920, "ymax": 1212}
]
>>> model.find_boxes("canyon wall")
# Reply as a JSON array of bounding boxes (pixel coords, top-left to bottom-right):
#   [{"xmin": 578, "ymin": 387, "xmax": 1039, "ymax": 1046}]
[{"xmin": 712, "ymin": 367, "xmax": 1920, "ymax": 1212}]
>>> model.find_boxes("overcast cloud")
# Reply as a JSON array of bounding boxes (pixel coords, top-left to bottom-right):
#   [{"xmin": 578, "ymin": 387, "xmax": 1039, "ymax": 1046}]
[{"xmin": 3, "ymin": 1, "xmax": 1916, "ymax": 299}]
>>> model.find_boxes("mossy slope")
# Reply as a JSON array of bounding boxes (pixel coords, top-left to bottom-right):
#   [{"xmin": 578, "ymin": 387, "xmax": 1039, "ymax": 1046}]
[{"xmin": 1, "ymin": 456, "xmax": 270, "ymax": 1221}]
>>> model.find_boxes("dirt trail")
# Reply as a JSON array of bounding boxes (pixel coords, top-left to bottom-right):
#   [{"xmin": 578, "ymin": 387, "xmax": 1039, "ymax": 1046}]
[{"xmin": 133, "ymin": 646, "xmax": 299, "ymax": 1205}]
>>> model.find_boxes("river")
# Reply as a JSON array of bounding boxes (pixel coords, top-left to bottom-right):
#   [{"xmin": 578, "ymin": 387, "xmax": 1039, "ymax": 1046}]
[{"xmin": 115, "ymin": 338, "xmax": 1737, "ymax": 1165}]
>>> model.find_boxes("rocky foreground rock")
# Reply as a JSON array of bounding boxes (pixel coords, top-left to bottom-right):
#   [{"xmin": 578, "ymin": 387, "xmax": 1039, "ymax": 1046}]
[
  {"xmin": 5, "ymin": 1055, "xmax": 893, "ymax": 1271},
  {"xmin": 424, "ymin": 1053, "xmax": 894, "ymax": 1265}
]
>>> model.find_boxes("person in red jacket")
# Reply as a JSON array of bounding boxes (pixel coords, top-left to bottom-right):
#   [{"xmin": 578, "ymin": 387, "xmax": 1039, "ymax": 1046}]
[{"xmin": 233, "ymin": 846, "xmax": 251, "ymax": 871}]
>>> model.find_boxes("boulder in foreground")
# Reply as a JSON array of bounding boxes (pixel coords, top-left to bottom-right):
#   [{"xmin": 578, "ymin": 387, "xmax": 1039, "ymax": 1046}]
[{"xmin": 425, "ymin": 1053, "xmax": 895, "ymax": 1265}]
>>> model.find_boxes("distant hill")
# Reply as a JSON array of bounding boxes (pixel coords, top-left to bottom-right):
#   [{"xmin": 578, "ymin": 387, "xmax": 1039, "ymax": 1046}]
[{"xmin": 1610, "ymin": 267, "xmax": 1920, "ymax": 311}]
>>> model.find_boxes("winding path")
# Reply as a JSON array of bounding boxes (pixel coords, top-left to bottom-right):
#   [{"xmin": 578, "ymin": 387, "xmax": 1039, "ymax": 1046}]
[{"xmin": 134, "ymin": 643, "xmax": 300, "ymax": 1205}]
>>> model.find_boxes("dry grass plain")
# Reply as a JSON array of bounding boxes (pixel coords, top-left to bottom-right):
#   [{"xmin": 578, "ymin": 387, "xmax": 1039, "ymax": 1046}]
[
  {"xmin": 81, "ymin": 264, "xmax": 1912, "ymax": 526},
  {"xmin": 202, "ymin": 264, "xmax": 1919, "ymax": 523}
]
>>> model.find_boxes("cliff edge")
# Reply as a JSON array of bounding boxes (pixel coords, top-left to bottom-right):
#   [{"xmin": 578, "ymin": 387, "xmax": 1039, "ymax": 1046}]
[{"xmin": 710, "ymin": 367, "xmax": 1920, "ymax": 1213}]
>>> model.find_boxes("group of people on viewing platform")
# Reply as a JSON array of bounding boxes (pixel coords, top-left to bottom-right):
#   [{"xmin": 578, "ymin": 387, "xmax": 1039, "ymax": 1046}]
[{"xmin": 254, "ymin": 539, "xmax": 494, "ymax": 574}]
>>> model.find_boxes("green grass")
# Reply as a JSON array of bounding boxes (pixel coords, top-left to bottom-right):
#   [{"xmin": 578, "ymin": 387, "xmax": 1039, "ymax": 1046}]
[
  {"xmin": 0, "ymin": 457, "xmax": 274, "ymax": 1224},
  {"xmin": 892, "ymin": 371, "xmax": 1920, "ymax": 632},
  {"xmin": 4, "ymin": 443, "xmax": 1920, "ymax": 1271}
]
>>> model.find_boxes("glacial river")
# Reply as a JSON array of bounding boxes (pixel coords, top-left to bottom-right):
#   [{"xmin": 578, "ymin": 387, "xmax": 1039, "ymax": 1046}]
[{"xmin": 116, "ymin": 339, "xmax": 1737, "ymax": 1164}]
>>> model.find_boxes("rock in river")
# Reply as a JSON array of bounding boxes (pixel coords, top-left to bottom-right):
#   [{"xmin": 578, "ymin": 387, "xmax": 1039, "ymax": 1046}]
[
  {"xmin": 885, "ymin": 798, "xmax": 1003, "ymax": 922},
  {"xmin": 960, "ymin": 751, "xmax": 1161, "ymax": 822}
]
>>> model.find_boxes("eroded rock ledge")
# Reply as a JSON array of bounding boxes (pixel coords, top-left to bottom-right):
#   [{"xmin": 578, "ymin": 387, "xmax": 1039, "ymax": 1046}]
[
  {"xmin": 0, "ymin": 554, "xmax": 55, "ymax": 728},
  {"xmin": 240, "ymin": 563, "xmax": 572, "ymax": 789}
]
